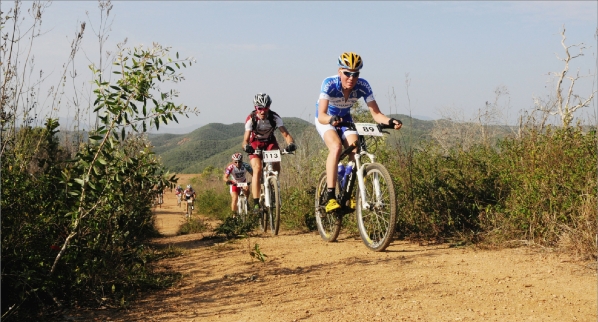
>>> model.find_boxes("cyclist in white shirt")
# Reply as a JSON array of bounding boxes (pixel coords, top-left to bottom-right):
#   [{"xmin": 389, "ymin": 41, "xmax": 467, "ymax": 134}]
[{"xmin": 223, "ymin": 153, "xmax": 253, "ymax": 216}]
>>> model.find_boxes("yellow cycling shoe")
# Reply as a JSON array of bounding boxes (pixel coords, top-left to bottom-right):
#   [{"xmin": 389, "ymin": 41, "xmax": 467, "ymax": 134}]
[
  {"xmin": 325, "ymin": 199, "xmax": 341, "ymax": 213},
  {"xmin": 349, "ymin": 198, "xmax": 356, "ymax": 209}
]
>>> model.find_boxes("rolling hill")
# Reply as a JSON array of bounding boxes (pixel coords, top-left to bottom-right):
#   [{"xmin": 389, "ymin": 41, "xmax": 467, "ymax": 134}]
[{"xmin": 148, "ymin": 114, "xmax": 463, "ymax": 173}]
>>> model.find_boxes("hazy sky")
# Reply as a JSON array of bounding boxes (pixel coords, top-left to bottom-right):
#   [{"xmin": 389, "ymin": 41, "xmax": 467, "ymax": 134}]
[{"xmin": 6, "ymin": 1, "xmax": 597, "ymax": 133}]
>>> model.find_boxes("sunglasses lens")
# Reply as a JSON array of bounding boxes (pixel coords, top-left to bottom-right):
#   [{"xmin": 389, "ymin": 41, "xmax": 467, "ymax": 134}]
[{"xmin": 343, "ymin": 71, "xmax": 359, "ymax": 78}]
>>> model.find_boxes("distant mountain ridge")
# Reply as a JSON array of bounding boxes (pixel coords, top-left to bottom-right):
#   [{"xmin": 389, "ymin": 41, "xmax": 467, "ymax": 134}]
[{"xmin": 149, "ymin": 114, "xmax": 439, "ymax": 173}]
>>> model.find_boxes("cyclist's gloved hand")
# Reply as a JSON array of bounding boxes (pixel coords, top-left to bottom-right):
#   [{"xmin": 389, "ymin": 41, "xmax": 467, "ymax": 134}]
[
  {"xmin": 225, "ymin": 180, "xmax": 234, "ymax": 186},
  {"xmin": 287, "ymin": 143, "xmax": 296, "ymax": 152},
  {"xmin": 329, "ymin": 115, "xmax": 341, "ymax": 125},
  {"xmin": 388, "ymin": 118, "xmax": 402, "ymax": 129},
  {"xmin": 243, "ymin": 144, "xmax": 255, "ymax": 154}
]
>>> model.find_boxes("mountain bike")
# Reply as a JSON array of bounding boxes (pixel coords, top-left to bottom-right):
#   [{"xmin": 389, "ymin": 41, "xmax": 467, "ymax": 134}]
[
  {"xmin": 314, "ymin": 122, "xmax": 397, "ymax": 252},
  {"xmin": 252, "ymin": 148, "xmax": 292, "ymax": 235},
  {"xmin": 176, "ymin": 193, "xmax": 182, "ymax": 207},
  {"xmin": 185, "ymin": 195, "xmax": 195, "ymax": 220},
  {"xmin": 227, "ymin": 181, "xmax": 250, "ymax": 223}
]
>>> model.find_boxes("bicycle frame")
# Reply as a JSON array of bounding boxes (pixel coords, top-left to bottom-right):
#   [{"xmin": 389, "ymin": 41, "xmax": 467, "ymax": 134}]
[{"xmin": 337, "ymin": 129, "xmax": 385, "ymax": 212}]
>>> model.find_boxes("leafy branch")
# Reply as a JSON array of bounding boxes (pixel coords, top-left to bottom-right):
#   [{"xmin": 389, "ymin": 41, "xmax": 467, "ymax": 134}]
[{"xmin": 50, "ymin": 43, "xmax": 198, "ymax": 274}]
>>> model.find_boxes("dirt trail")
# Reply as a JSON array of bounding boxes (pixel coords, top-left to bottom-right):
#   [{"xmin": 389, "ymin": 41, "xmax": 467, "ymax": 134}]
[{"xmin": 73, "ymin": 175, "xmax": 596, "ymax": 321}]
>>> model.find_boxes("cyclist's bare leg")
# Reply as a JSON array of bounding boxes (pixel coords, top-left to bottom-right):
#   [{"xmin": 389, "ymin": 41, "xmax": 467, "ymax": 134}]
[
  {"xmin": 250, "ymin": 157, "xmax": 262, "ymax": 199},
  {"xmin": 345, "ymin": 133, "xmax": 358, "ymax": 160},
  {"xmin": 230, "ymin": 189, "xmax": 238, "ymax": 212},
  {"xmin": 323, "ymin": 129, "xmax": 343, "ymax": 188}
]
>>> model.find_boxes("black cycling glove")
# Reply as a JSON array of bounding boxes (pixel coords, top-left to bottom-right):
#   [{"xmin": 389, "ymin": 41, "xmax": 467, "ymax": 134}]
[
  {"xmin": 244, "ymin": 144, "xmax": 255, "ymax": 154},
  {"xmin": 329, "ymin": 115, "xmax": 340, "ymax": 125},
  {"xmin": 388, "ymin": 118, "xmax": 402, "ymax": 127},
  {"xmin": 287, "ymin": 143, "xmax": 297, "ymax": 152}
]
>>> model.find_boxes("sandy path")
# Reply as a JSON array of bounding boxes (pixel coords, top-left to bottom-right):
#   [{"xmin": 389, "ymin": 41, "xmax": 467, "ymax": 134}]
[{"xmin": 70, "ymin": 174, "xmax": 597, "ymax": 321}]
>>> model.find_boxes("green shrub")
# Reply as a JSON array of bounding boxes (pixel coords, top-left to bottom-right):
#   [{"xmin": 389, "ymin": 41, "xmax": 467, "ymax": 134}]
[
  {"xmin": 484, "ymin": 126, "xmax": 597, "ymax": 251},
  {"xmin": 178, "ymin": 217, "xmax": 210, "ymax": 235},
  {"xmin": 1, "ymin": 44, "xmax": 197, "ymax": 320}
]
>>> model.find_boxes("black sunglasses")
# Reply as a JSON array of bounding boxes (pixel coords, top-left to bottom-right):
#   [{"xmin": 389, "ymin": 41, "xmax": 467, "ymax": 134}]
[{"xmin": 342, "ymin": 71, "xmax": 360, "ymax": 78}]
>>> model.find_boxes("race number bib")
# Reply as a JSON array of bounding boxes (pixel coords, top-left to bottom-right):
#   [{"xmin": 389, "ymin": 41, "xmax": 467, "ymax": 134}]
[
  {"xmin": 355, "ymin": 123, "xmax": 382, "ymax": 136},
  {"xmin": 262, "ymin": 149, "xmax": 282, "ymax": 162},
  {"xmin": 236, "ymin": 182, "xmax": 248, "ymax": 187}
]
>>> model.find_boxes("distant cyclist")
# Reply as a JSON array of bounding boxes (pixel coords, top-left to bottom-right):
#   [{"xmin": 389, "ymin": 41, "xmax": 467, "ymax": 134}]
[
  {"xmin": 223, "ymin": 152, "xmax": 253, "ymax": 216},
  {"xmin": 174, "ymin": 185, "xmax": 184, "ymax": 196},
  {"xmin": 183, "ymin": 184, "xmax": 196, "ymax": 210},
  {"xmin": 316, "ymin": 52, "xmax": 402, "ymax": 213},
  {"xmin": 242, "ymin": 93, "xmax": 296, "ymax": 214}
]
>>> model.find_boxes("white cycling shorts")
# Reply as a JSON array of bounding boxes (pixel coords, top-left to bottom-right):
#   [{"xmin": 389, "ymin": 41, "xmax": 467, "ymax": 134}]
[{"xmin": 314, "ymin": 117, "xmax": 357, "ymax": 141}]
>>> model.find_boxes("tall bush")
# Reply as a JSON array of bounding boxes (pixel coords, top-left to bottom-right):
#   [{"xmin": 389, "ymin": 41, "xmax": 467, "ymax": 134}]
[{"xmin": 1, "ymin": 43, "xmax": 197, "ymax": 320}]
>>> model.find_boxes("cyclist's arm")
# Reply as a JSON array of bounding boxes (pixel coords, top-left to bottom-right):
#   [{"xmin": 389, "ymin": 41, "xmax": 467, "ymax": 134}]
[
  {"xmin": 244, "ymin": 163, "xmax": 253, "ymax": 175},
  {"xmin": 367, "ymin": 100, "xmax": 402, "ymax": 130},
  {"xmin": 278, "ymin": 126, "xmax": 294, "ymax": 145},
  {"xmin": 317, "ymin": 99, "xmax": 336, "ymax": 125},
  {"xmin": 242, "ymin": 130, "xmax": 251, "ymax": 147}
]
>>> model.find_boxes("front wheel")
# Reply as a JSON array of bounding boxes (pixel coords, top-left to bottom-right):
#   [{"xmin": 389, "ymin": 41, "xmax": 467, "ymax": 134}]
[
  {"xmin": 186, "ymin": 201, "xmax": 193, "ymax": 219},
  {"xmin": 356, "ymin": 163, "xmax": 397, "ymax": 251},
  {"xmin": 258, "ymin": 187, "xmax": 267, "ymax": 233},
  {"xmin": 314, "ymin": 171, "xmax": 342, "ymax": 242},
  {"xmin": 238, "ymin": 195, "xmax": 248, "ymax": 223},
  {"xmin": 267, "ymin": 177, "xmax": 281, "ymax": 235}
]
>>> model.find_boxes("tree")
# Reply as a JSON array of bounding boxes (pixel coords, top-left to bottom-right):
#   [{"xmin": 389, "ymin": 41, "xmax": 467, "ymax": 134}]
[{"xmin": 534, "ymin": 26, "xmax": 597, "ymax": 128}]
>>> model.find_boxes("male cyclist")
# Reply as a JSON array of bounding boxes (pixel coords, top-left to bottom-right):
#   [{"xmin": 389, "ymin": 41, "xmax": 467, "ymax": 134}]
[
  {"xmin": 316, "ymin": 52, "xmax": 402, "ymax": 213},
  {"xmin": 242, "ymin": 93, "xmax": 296, "ymax": 214},
  {"xmin": 183, "ymin": 184, "xmax": 196, "ymax": 210},
  {"xmin": 223, "ymin": 153, "xmax": 253, "ymax": 216},
  {"xmin": 174, "ymin": 185, "xmax": 184, "ymax": 201}
]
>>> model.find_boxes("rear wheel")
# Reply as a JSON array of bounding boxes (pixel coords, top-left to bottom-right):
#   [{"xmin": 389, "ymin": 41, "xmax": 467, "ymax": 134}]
[
  {"xmin": 314, "ymin": 171, "xmax": 341, "ymax": 242},
  {"xmin": 356, "ymin": 163, "xmax": 397, "ymax": 252},
  {"xmin": 267, "ymin": 177, "xmax": 281, "ymax": 235}
]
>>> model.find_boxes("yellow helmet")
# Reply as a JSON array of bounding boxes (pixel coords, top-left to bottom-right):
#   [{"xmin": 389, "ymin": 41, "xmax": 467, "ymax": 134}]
[{"xmin": 338, "ymin": 52, "xmax": 363, "ymax": 70}]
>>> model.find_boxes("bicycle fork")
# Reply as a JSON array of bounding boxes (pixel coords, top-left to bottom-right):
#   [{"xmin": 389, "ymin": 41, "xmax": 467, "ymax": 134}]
[
  {"xmin": 262, "ymin": 174, "xmax": 279, "ymax": 207},
  {"xmin": 261, "ymin": 162, "xmax": 279, "ymax": 208},
  {"xmin": 354, "ymin": 152, "xmax": 381, "ymax": 210}
]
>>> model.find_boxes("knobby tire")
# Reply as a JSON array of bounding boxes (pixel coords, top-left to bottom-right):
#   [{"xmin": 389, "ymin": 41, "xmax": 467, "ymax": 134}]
[
  {"xmin": 355, "ymin": 163, "xmax": 397, "ymax": 251},
  {"xmin": 267, "ymin": 177, "xmax": 281, "ymax": 235}
]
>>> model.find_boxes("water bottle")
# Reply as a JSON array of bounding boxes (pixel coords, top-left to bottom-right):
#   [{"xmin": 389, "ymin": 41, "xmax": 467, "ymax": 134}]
[
  {"xmin": 337, "ymin": 163, "xmax": 345, "ymax": 185},
  {"xmin": 342, "ymin": 161, "xmax": 354, "ymax": 189}
]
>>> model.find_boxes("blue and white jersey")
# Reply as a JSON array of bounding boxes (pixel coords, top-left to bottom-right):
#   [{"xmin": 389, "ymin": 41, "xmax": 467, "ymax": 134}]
[{"xmin": 315, "ymin": 75, "xmax": 375, "ymax": 118}]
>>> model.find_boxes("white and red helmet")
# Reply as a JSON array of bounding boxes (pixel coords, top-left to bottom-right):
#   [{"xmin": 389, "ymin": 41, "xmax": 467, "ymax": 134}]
[{"xmin": 231, "ymin": 153, "xmax": 243, "ymax": 161}]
